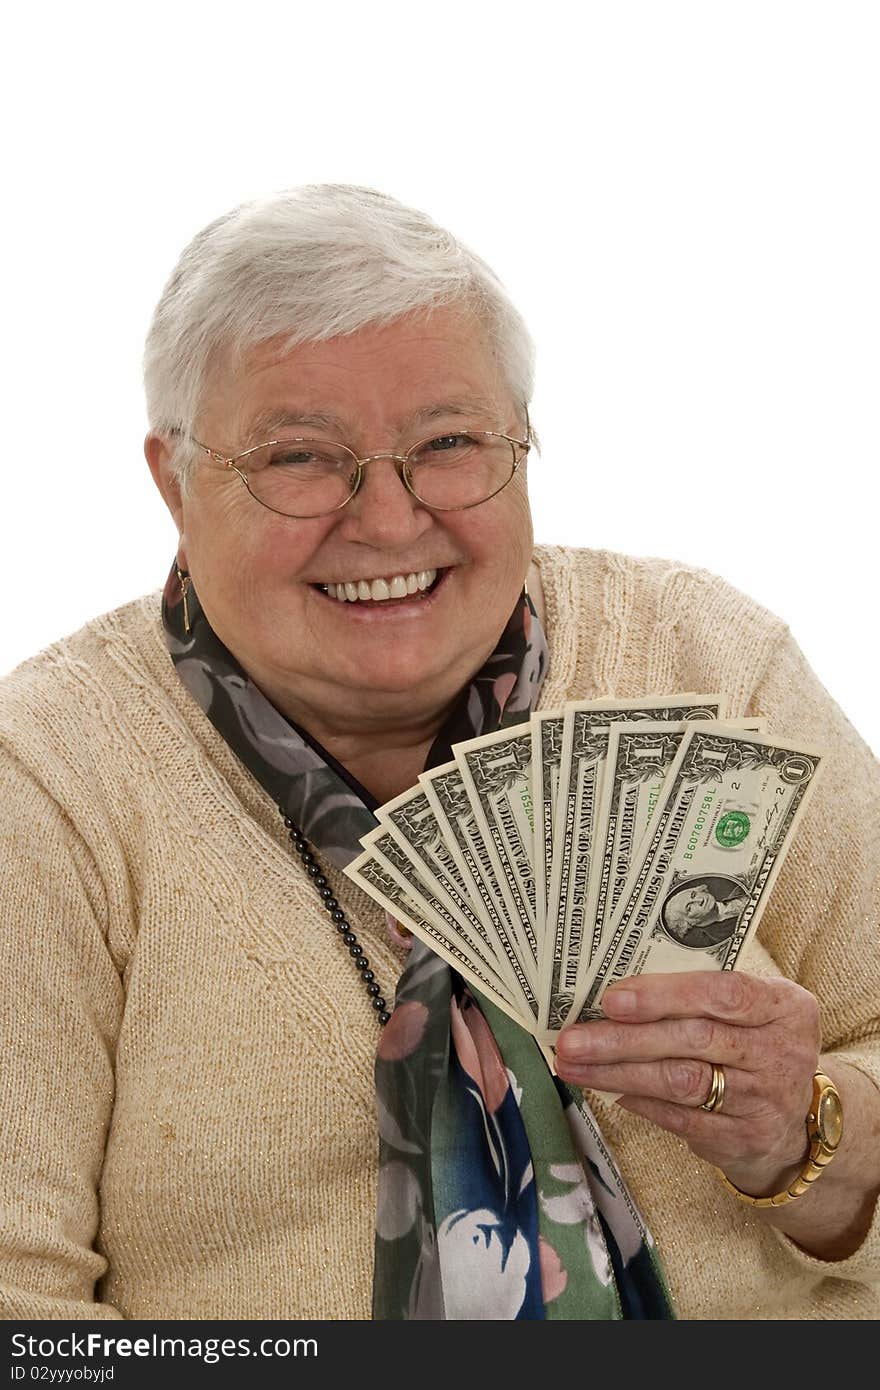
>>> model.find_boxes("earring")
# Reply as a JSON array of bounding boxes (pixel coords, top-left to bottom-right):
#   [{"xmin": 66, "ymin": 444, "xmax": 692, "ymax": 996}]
[{"xmin": 175, "ymin": 564, "xmax": 192, "ymax": 635}]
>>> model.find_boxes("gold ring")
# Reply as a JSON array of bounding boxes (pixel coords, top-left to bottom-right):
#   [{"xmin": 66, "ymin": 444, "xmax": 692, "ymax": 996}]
[{"xmin": 699, "ymin": 1063, "xmax": 726, "ymax": 1113}]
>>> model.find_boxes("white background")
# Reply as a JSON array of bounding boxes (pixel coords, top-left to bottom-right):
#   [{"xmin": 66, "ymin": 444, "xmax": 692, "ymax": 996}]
[{"xmin": 3, "ymin": 1, "xmax": 878, "ymax": 753}]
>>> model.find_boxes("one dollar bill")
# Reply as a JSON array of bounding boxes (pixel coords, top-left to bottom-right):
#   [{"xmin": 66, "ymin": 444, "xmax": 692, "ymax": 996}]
[
  {"xmin": 540, "ymin": 697, "xmax": 727, "ymax": 1032},
  {"xmin": 566, "ymin": 727, "xmax": 824, "ymax": 1027}
]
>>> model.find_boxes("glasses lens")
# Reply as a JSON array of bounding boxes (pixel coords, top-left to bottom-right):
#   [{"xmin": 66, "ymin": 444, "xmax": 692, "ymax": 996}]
[
  {"xmin": 242, "ymin": 440, "xmax": 358, "ymax": 517},
  {"xmin": 406, "ymin": 433, "xmax": 519, "ymax": 509}
]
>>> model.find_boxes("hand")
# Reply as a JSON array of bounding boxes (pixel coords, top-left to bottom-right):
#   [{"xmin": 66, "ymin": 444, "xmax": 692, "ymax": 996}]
[{"xmin": 554, "ymin": 971, "xmax": 821, "ymax": 1198}]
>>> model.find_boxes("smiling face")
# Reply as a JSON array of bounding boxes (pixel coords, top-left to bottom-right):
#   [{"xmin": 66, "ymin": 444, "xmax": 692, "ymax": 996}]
[{"xmin": 146, "ymin": 305, "xmax": 534, "ymax": 743}]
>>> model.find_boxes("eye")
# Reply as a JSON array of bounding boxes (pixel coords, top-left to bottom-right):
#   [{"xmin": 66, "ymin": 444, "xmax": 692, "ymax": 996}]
[
  {"xmin": 409, "ymin": 433, "xmax": 482, "ymax": 467},
  {"xmin": 255, "ymin": 442, "xmax": 351, "ymax": 475},
  {"xmin": 424, "ymin": 433, "xmax": 477, "ymax": 453},
  {"xmin": 268, "ymin": 447, "xmax": 320, "ymax": 467}
]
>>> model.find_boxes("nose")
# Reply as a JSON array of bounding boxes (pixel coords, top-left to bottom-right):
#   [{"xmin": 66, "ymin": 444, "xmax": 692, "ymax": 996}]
[{"xmin": 336, "ymin": 455, "xmax": 434, "ymax": 547}]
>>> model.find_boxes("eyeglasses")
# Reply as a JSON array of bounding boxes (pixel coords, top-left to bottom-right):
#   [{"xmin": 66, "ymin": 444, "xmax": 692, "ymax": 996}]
[{"xmin": 178, "ymin": 418, "xmax": 531, "ymax": 519}]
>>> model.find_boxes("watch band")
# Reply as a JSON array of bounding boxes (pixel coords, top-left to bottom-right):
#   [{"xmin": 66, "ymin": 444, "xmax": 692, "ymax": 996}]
[{"xmin": 717, "ymin": 1070, "xmax": 843, "ymax": 1209}]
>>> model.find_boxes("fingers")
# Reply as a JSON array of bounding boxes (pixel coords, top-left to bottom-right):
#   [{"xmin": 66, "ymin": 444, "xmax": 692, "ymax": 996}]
[
  {"xmin": 554, "ymin": 971, "xmax": 820, "ymax": 1114},
  {"xmin": 552, "ymin": 971, "xmax": 823, "ymax": 1184},
  {"xmin": 569, "ymin": 1058, "xmax": 743, "ymax": 1111},
  {"xmin": 600, "ymin": 970, "xmax": 818, "ymax": 1031},
  {"xmin": 611, "ymin": 1094, "xmax": 749, "ymax": 1163},
  {"xmin": 556, "ymin": 1013, "xmax": 757, "ymax": 1070},
  {"xmin": 570, "ymin": 1059, "xmax": 801, "ymax": 1174},
  {"xmin": 612, "ymin": 1088, "xmax": 804, "ymax": 1175}
]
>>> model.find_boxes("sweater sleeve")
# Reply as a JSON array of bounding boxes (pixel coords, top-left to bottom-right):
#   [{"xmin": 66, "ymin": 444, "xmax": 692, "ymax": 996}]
[
  {"xmin": 0, "ymin": 749, "xmax": 126, "ymax": 1318},
  {"xmin": 745, "ymin": 625, "xmax": 880, "ymax": 1280}
]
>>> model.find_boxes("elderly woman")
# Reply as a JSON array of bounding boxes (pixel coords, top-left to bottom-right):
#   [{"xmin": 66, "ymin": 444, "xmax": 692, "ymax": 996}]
[{"xmin": 1, "ymin": 185, "xmax": 878, "ymax": 1322}]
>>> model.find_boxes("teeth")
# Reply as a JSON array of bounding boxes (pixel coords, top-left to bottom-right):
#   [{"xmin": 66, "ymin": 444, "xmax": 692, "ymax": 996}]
[{"xmin": 323, "ymin": 569, "xmax": 439, "ymax": 603}]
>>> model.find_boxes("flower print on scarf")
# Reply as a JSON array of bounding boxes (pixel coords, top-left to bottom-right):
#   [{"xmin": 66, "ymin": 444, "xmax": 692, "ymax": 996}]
[
  {"xmin": 505, "ymin": 1068, "xmax": 523, "ymax": 1107},
  {"xmin": 449, "ymin": 992, "xmax": 511, "ymax": 1114},
  {"xmin": 376, "ymin": 1160, "xmax": 423, "ymax": 1241},
  {"xmin": 377, "ymin": 1001, "xmax": 428, "ymax": 1061},
  {"xmin": 437, "ymin": 1208, "xmax": 531, "ymax": 1319},
  {"xmin": 539, "ymin": 1162, "xmax": 613, "ymax": 1287},
  {"xmin": 174, "ymin": 656, "xmax": 217, "ymax": 710},
  {"xmin": 491, "ymin": 671, "xmax": 518, "ymax": 719},
  {"xmin": 538, "ymin": 1237, "xmax": 569, "ymax": 1303}
]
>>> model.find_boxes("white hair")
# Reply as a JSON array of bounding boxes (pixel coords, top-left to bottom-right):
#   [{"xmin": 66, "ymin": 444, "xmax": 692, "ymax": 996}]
[{"xmin": 143, "ymin": 184, "xmax": 536, "ymax": 487}]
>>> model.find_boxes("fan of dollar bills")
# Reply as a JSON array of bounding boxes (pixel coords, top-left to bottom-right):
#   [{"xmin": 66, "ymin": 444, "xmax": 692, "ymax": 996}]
[{"xmin": 344, "ymin": 695, "xmax": 823, "ymax": 1042}]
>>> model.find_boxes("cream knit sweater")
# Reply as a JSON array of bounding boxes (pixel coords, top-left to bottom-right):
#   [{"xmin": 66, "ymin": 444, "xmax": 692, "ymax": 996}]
[{"xmin": 1, "ymin": 544, "xmax": 878, "ymax": 1321}]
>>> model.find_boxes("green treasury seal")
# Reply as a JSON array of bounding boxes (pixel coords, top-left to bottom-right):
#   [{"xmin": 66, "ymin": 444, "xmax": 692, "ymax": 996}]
[{"xmin": 715, "ymin": 810, "xmax": 751, "ymax": 848}]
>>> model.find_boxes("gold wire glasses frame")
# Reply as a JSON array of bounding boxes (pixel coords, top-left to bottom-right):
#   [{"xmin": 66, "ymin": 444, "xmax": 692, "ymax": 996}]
[{"xmin": 173, "ymin": 408, "xmax": 532, "ymax": 519}]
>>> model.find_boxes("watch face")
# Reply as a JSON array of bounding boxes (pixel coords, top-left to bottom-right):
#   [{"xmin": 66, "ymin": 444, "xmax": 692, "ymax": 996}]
[{"xmin": 818, "ymin": 1089, "xmax": 844, "ymax": 1148}]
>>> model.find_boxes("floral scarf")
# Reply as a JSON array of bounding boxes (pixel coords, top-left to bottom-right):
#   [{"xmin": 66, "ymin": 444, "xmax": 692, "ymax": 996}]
[{"xmin": 162, "ymin": 561, "xmax": 674, "ymax": 1320}]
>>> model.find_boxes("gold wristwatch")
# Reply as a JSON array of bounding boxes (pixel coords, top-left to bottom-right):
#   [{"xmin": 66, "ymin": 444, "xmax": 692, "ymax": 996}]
[{"xmin": 718, "ymin": 1070, "xmax": 844, "ymax": 1208}]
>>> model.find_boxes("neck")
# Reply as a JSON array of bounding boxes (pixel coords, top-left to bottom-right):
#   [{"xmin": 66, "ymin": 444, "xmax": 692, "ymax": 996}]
[
  {"xmin": 333, "ymin": 739, "xmax": 438, "ymax": 806},
  {"xmin": 262, "ymin": 685, "xmax": 456, "ymax": 804}
]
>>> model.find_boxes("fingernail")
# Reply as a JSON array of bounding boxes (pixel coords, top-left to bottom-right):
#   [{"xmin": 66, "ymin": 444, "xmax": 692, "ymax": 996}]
[
  {"xmin": 603, "ymin": 988, "xmax": 636, "ymax": 1016},
  {"xmin": 556, "ymin": 1031, "xmax": 590, "ymax": 1061}
]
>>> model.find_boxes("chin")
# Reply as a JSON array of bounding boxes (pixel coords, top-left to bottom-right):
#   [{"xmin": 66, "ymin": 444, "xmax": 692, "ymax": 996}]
[{"xmin": 339, "ymin": 651, "xmax": 451, "ymax": 697}]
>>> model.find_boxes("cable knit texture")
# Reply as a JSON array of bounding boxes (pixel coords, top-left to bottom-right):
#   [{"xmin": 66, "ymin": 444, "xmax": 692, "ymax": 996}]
[{"xmin": 1, "ymin": 544, "xmax": 878, "ymax": 1320}]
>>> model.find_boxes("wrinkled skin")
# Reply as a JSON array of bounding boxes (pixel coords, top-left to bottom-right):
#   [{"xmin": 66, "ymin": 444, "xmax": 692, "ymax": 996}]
[
  {"xmin": 555, "ymin": 970, "xmax": 879, "ymax": 1261},
  {"xmin": 146, "ymin": 304, "xmax": 534, "ymax": 803}
]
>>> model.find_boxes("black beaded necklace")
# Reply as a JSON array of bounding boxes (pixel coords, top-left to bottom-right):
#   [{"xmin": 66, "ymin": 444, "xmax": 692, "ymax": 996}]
[{"xmin": 280, "ymin": 806, "xmax": 391, "ymax": 1025}]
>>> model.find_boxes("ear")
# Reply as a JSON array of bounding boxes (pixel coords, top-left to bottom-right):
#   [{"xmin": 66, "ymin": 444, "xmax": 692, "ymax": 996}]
[{"xmin": 145, "ymin": 434, "xmax": 187, "ymax": 559}]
